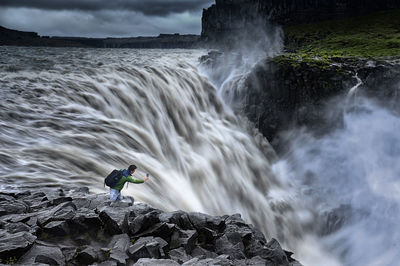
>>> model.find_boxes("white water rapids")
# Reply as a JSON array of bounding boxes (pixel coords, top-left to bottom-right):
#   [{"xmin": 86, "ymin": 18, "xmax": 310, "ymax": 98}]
[{"xmin": 1, "ymin": 46, "xmax": 399, "ymax": 266}]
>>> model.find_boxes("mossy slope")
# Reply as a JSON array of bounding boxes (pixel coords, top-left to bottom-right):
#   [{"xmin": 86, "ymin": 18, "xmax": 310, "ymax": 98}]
[{"xmin": 284, "ymin": 9, "xmax": 400, "ymax": 58}]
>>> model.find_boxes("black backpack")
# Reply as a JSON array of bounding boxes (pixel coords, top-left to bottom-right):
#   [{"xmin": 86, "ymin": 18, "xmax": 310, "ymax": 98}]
[{"xmin": 104, "ymin": 169, "xmax": 123, "ymax": 188}]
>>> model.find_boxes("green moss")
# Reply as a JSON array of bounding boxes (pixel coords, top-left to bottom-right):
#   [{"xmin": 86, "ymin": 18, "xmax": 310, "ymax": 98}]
[
  {"xmin": 271, "ymin": 53, "xmax": 333, "ymax": 69},
  {"xmin": 284, "ymin": 9, "xmax": 400, "ymax": 58},
  {"xmin": 5, "ymin": 257, "xmax": 18, "ymax": 265}
]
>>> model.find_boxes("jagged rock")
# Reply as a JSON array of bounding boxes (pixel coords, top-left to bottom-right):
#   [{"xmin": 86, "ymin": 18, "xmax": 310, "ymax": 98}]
[
  {"xmin": 262, "ymin": 238, "xmax": 290, "ymax": 266},
  {"xmin": 222, "ymin": 213, "xmax": 269, "ymax": 259},
  {"xmin": 37, "ymin": 201, "xmax": 77, "ymax": 226},
  {"xmin": 43, "ymin": 221, "xmax": 69, "ymax": 236},
  {"xmin": 169, "ymin": 247, "xmax": 192, "ymax": 264},
  {"xmin": 133, "ymin": 222, "xmax": 175, "ymax": 243},
  {"xmin": 244, "ymin": 238, "xmax": 266, "ymax": 259},
  {"xmin": 72, "ymin": 197, "xmax": 92, "ymax": 209},
  {"xmin": 190, "ymin": 246, "xmax": 217, "ymax": 259},
  {"xmin": 53, "ymin": 203, "xmax": 76, "ymax": 221},
  {"xmin": 98, "ymin": 206, "xmax": 132, "ymax": 235},
  {"xmin": 0, "ymin": 231, "xmax": 36, "ymax": 261},
  {"xmin": 18, "ymin": 243, "xmax": 65, "ymax": 265},
  {"xmin": 76, "ymin": 246, "xmax": 99, "ymax": 265},
  {"xmin": 108, "ymin": 233, "xmax": 130, "ymax": 265},
  {"xmin": 215, "ymin": 235, "xmax": 246, "ymax": 259},
  {"xmin": 196, "ymin": 227, "xmax": 217, "ymax": 251},
  {"xmin": 60, "ymin": 245, "xmax": 77, "ymax": 262},
  {"xmin": 87, "ymin": 194, "xmax": 111, "ymax": 210},
  {"xmin": 4, "ymin": 222, "xmax": 30, "ymax": 233},
  {"xmin": 0, "ymin": 187, "xmax": 303, "ymax": 266},
  {"xmin": 169, "ymin": 229, "xmax": 198, "ymax": 253},
  {"xmin": 130, "ymin": 203, "xmax": 158, "ymax": 216},
  {"xmin": 134, "ymin": 258, "xmax": 180, "ymax": 266},
  {"xmin": 70, "ymin": 207, "xmax": 102, "ymax": 232},
  {"xmin": 243, "ymin": 237, "xmax": 288, "ymax": 263},
  {"xmin": 159, "ymin": 211, "xmax": 194, "ymax": 230},
  {"xmin": 188, "ymin": 212, "xmax": 225, "ymax": 233},
  {"xmin": 0, "ymin": 200, "xmax": 29, "ymax": 216},
  {"xmin": 128, "ymin": 210, "xmax": 162, "ymax": 235},
  {"xmin": 2, "ymin": 213, "xmax": 32, "ymax": 224},
  {"xmin": 127, "ymin": 236, "xmax": 168, "ymax": 261},
  {"xmin": 31, "ymin": 201, "xmax": 51, "ymax": 211},
  {"xmin": 239, "ymin": 256, "xmax": 268, "ymax": 266},
  {"xmin": 51, "ymin": 196, "xmax": 72, "ymax": 206}
]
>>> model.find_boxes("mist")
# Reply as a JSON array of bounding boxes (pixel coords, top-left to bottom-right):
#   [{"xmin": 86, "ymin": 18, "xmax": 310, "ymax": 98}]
[{"xmin": 274, "ymin": 92, "xmax": 400, "ymax": 265}]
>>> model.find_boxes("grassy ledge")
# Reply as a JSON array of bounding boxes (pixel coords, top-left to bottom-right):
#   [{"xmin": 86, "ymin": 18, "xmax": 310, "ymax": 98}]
[{"xmin": 282, "ymin": 8, "xmax": 400, "ymax": 61}]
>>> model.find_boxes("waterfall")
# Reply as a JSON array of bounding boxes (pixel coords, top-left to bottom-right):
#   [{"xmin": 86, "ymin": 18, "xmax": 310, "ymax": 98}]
[{"xmin": 0, "ymin": 46, "xmax": 302, "ymax": 247}]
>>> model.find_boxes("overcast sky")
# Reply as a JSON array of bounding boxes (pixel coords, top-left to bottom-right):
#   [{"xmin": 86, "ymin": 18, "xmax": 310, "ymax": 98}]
[{"xmin": 0, "ymin": 0, "xmax": 215, "ymax": 37}]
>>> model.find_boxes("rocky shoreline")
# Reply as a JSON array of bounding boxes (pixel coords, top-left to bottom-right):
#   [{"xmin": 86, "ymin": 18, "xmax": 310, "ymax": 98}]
[{"xmin": 0, "ymin": 187, "xmax": 302, "ymax": 265}]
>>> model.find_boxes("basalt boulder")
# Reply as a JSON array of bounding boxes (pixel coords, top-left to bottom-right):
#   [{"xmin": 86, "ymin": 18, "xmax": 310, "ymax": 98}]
[{"xmin": 0, "ymin": 187, "xmax": 302, "ymax": 266}]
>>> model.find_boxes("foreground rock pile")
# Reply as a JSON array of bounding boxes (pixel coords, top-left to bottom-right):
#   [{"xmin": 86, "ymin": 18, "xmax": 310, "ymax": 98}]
[{"xmin": 0, "ymin": 187, "xmax": 301, "ymax": 265}]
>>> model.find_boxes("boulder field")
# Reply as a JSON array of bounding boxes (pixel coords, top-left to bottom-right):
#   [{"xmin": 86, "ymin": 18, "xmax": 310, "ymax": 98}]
[{"xmin": 0, "ymin": 187, "xmax": 302, "ymax": 265}]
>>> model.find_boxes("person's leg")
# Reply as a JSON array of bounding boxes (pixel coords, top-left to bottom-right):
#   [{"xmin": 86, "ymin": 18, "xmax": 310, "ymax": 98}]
[
  {"xmin": 117, "ymin": 191, "xmax": 122, "ymax": 201},
  {"xmin": 110, "ymin": 188, "xmax": 120, "ymax": 202}
]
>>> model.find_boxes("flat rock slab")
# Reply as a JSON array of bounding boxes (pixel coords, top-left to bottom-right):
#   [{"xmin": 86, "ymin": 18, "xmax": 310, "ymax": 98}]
[
  {"xmin": 0, "ymin": 231, "xmax": 37, "ymax": 261},
  {"xmin": 43, "ymin": 220, "xmax": 69, "ymax": 236},
  {"xmin": 18, "ymin": 243, "xmax": 65, "ymax": 266},
  {"xmin": 108, "ymin": 233, "xmax": 130, "ymax": 265}
]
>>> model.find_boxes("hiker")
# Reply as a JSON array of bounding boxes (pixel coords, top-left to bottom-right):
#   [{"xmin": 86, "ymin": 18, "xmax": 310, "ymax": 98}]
[{"xmin": 108, "ymin": 165, "xmax": 149, "ymax": 202}]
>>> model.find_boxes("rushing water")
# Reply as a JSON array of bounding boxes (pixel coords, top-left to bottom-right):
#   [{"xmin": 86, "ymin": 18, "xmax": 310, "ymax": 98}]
[
  {"xmin": 0, "ymin": 46, "xmax": 311, "ymax": 252},
  {"xmin": 1, "ymin": 46, "xmax": 398, "ymax": 266}
]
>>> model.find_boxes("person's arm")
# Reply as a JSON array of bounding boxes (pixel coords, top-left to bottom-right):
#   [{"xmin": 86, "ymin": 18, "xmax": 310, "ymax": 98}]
[{"xmin": 126, "ymin": 175, "xmax": 146, "ymax": 184}]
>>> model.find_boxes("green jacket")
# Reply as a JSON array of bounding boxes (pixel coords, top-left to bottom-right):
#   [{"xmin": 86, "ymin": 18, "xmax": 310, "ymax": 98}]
[{"xmin": 112, "ymin": 169, "xmax": 144, "ymax": 190}]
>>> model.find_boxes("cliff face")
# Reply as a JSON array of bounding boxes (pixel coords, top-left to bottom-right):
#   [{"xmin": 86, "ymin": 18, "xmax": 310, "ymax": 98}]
[
  {"xmin": 201, "ymin": 0, "xmax": 400, "ymax": 44},
  {"xmin": 242, "ymin": 57, "xmax": 400, "ymax": 145}
]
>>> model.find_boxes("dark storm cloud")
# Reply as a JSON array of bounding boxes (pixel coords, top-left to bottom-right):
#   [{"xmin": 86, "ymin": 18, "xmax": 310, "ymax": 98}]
[
  {"xmin": 0, "ymin": 0, "xmax": 215, "ymax": 37},
  {"xmin": 0, "ymin": 0, "xmax": 214, "ymax": 16}
]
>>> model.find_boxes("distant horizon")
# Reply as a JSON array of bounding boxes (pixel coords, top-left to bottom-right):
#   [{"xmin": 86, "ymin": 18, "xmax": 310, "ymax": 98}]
[
  {"xmin": 2, "ymin": 25, "xmax": 200, "ymax": 39},
  {"xmin": 0, "ymin": 0, "xmax": 214, "ymax": 38}
]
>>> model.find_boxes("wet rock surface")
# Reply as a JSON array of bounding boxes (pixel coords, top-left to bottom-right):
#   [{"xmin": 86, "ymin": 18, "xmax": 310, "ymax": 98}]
[{"xmin": 0, "ymin": 187, "xmax": 302, "ymax": 265}]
